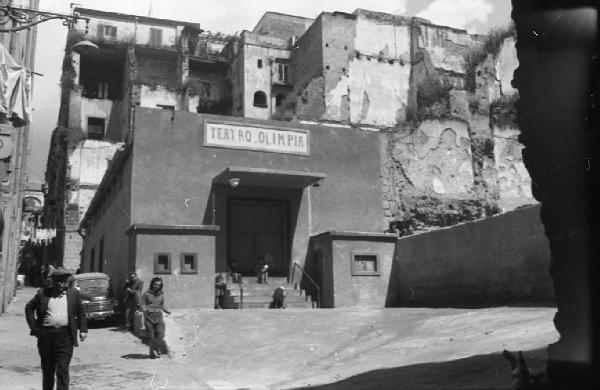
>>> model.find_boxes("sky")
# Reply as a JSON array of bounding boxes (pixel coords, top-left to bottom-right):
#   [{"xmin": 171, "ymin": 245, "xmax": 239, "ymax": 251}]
[{"xmin": 27, "ymin": 0, "xmax": 512, "ymax": 185}]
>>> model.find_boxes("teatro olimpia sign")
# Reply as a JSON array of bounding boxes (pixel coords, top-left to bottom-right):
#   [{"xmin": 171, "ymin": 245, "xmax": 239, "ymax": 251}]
[{"xmin": 204, "ymin": 121, "xmax": 310, "ymax": 156}]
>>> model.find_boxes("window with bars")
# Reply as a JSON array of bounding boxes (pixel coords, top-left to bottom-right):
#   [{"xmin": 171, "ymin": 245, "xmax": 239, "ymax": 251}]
[
  {"xmin": 180, "ymin": 253, "xmax": 198, "ymax": 274},
  {"xmin": 154, "ymin": 253, "xmax": 172, "ymax": 274}
]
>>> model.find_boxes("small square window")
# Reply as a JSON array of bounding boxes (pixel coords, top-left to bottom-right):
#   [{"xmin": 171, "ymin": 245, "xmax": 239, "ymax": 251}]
[
  {"xmin": 180, "ymin": 253, "xmax": 198, "ymax": 274},
  {"xmin": 154, "ymin": 253, "xmax": 172, "ymax": 274},
  {"xmin": 257, "ymin": 59, "xmax": 263, "ymax": 68},
  {"xmin": 351, "ymin": 252, "xmax": 380, "ymax": 276}
]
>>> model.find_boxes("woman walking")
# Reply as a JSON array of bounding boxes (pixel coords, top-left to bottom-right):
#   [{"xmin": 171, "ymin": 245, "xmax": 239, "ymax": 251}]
[{"xmin": 141, "ymin": 277, "xmax": 171, "ymax": 358}]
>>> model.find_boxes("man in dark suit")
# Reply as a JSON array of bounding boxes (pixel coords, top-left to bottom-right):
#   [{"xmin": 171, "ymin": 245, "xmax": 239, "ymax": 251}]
[{"xmin": 25, "ymin": 267, "xmax": 88, "ymax": 390}]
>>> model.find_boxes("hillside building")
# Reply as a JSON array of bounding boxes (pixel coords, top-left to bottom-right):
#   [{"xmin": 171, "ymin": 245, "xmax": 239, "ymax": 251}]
[{"xmin": 43, "ymin": 8, "xmax": 543, "ymax": 308}]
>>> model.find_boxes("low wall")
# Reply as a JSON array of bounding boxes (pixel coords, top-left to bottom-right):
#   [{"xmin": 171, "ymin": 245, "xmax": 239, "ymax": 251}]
[{"xmin": 392, "ymin": 204, "xmax": 555, "ymax": 307}]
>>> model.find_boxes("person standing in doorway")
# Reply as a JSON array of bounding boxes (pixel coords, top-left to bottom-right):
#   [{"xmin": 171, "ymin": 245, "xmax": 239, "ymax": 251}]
[
  {"xmin": 123, "ymin": 272, "xmax": 143, "ymax": 330},
  {"xmin": 142, "ymin": 277, "xmax": 171, "ymax": 358},
  {"xmin": 25, "ymin": 267, "xmax": 88, "ymax": 390}
]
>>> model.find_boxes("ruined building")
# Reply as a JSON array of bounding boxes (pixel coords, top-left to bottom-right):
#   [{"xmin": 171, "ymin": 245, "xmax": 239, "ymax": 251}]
[{"xmin": 43, "ymin": 8, "xmax": 541, "ymax": 308}]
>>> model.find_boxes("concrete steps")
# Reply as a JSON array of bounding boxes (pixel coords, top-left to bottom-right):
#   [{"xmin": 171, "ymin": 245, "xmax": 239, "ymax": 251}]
[{"xmin": 218, "ymin": 276, "xmax": 315, "ymax": 309}]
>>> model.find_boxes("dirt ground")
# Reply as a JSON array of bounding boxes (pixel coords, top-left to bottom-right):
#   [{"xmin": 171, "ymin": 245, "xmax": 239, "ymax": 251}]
[{"xmin": 0, "ymin": 287, "xmax": 558, "ymax": 390}]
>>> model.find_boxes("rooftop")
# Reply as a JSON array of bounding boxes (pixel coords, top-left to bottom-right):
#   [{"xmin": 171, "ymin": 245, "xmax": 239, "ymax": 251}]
[{"xmin": 73, "ymin": 7, "xmax": 201, "ymax": 29}]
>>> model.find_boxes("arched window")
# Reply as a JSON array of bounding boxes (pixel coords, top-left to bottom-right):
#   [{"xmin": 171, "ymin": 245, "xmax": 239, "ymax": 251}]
[
  {"xmin": 275, "ymin": 94, "xmax": 285, "ymax": 107},
  {"xmin": 253, "ymin": 91, "xmax": 267, "ymax": 108}
]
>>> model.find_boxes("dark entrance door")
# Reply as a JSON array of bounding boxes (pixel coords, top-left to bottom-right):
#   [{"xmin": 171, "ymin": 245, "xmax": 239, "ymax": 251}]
[{"xmin": 227, "ymin": 199, "xmax": 288, "ymax": 276}]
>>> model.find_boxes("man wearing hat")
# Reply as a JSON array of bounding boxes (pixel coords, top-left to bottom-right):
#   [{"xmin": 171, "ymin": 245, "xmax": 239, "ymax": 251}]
[{"xmin": 25, "ymin": 267, "xmax": 88, "ymax": 390}]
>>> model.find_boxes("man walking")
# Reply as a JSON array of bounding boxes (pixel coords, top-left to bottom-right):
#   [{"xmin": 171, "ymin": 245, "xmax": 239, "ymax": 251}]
[{"xmin": 25, "ymin": 267, "xmax": 88, "ymax": 390}]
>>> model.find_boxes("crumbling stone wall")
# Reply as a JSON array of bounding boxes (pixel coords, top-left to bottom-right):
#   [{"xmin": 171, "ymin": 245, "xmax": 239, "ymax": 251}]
[{"xmin": 380, "ymin": 29, "xmax": 534, "ymax": 233}]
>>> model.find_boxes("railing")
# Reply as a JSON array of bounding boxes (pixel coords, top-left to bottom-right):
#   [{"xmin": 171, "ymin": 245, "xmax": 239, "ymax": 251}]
[
  {"xmin": 239, "ymin": 275, "xmax": 243, "ymax": 310},
  {"xmin": 291, "ymin": 262, "xmax": 320, "ymax": 308}
]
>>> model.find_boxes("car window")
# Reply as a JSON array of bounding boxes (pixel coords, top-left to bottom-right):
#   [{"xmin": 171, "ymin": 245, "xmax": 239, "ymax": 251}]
[{"xmin": 76, "ymin": 278, "xmax": 110, "ymax": 294}]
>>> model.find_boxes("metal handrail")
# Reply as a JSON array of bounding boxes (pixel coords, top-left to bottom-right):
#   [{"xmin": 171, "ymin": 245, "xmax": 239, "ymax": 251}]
[
  {"xmin": 291, "ymin": 262, "xmax": 320, "ymax": 308},
  {"xmin": 239, "ymin": 276, "xmax": 243, "ymax": 310}
]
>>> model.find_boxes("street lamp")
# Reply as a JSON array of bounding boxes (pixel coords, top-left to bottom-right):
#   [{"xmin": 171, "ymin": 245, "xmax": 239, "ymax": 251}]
[
  {"xmin": 1, "ymin": 5, "xmax": 85, "ymax": 31},
  {"xmin": 0, "ymin": 5, "xmax": 99, "ymax": 52}
]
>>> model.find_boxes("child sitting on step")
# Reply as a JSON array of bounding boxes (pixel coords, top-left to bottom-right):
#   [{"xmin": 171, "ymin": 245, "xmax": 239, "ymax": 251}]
[{"xmin": 255, "ymin": 256, "xmax": 269, "ymax": 284}]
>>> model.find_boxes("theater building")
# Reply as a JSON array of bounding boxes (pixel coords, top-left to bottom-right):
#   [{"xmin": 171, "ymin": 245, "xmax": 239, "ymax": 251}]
[
  {"xmin": 79, "ymin": 108, "xmax": 397, "ymax": 308},
  {"xmin": 45, "ymin": 7, "xmax": 550, "ymax": 309}
]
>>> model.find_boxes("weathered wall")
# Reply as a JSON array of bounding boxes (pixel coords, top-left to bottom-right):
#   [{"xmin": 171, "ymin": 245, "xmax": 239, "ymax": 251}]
[
  {"xmin": 136, "ymin": 52, "xmax": 178, "ymax": 88},
  {"xmin": 388, "ymin": 120, "xmax": 474, "ymax": 196},
  {"xmin": 391, "ymin": 204, "xmax": 555, "ymax": 307},
  {"xmin": 240, "ymin": 33, "xmax": 290, "ymax": 120},
  {"xmin": 494, "ymin": 37, "xmax": 518, "ymax": 97},
  {"xmin": 493, "ymin": 125, "xmax": 533, "ymax": 211},
  {"xmin": 252, "ymin": 12, "xmax": 313, "ymax": 41},
  {"xmin": 138, "ymin": 85, "xmax": 180, "ymax": 109},
  {"xmin": 417, "ymin": 22, "xmax": 482, "ymax": 74},
  {"xmin": 289, "ymin": 17, "xmax": 325, "ymax": 121},
  {"xmin": 74, "ymin": 17, "xmax": 179, "ymax": 48},
  {"xmin": 64, "ymin": 140, "xmax": 120, "ymax": 269}
]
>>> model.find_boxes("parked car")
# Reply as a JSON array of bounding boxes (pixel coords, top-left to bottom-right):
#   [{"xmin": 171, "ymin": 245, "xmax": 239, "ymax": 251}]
[{"xmin": 70, "ymin": 272, "xmax": 120, "ymax": 322}]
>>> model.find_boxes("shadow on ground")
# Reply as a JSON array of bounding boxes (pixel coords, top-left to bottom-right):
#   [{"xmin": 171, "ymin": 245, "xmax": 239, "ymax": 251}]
[
  {"xmin": 121, "ymin": 353, "xmax": 153, "ymax": 360},
  {"xmin": 293, "ymin": 348, "xmax": 547, "ymax": 390}
]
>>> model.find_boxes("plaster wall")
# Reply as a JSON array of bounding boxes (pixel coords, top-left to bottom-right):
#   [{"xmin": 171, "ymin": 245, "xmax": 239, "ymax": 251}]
[
  {"xmin": 391, "ymin": 120, "xmax": 474, "ymax": 196},
  {"xmin": 241, "ymin": 40, "xmax": 290, "ymax": 120},
  {"xmin": 495, "ymin": 37, "xmax": 518, "ymax": 96},
  {"xmin": 392, "ymin": 204, "xmax": 554, "ymax": 307},
  {"xmin": 139, "ymin": 85, "xmax": 181, "ymax": 109},
  {"xmin": 418, "ymin": 24, "xmax": 481, "ymax": 74},
  {"xmin": 69, "ymin": 140, "xmax": 120, "ymax": 186},
  {"xmin": 346, "ymin": 59, "xmax": 410, "ymax": 125},
  {"xmin": 252, "ymin": 13, "xmax": 313, "ymax": 41},
  {"xmin": 493, "ymin": 125, "xmax": 534, "ymax": 211},
  {"xmin": 353, "ymin": 14, "xmax": 411, "ymax": 59},
  {"xmin": 306, "ymin": 233, "xmax": 396, "ymax": 308},
  {"xmin": 332, "ymin": 236, "xmax": 396, "ymax": 308},
  {"xmin": 82, "ymin": 158, "xmax": 133, "ymax": 300},
  {"xmin": 134, "ymin": 233, "xmax": 216, "ymax": 309}
]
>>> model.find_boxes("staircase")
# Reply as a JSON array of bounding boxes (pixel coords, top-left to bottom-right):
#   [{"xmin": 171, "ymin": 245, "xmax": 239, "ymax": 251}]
[{"xmin": 219, "ymin": 276, "xmax": 315, "ymax": 309}]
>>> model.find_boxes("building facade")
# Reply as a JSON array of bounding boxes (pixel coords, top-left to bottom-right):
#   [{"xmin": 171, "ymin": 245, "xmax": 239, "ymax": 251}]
[
  {"xmin": 45, "ymin": 7, "xmax": 541, "ymax": 308},
  {"xmin": 0, "ymin": 0, "xmax": 37, "ymax": 312}
]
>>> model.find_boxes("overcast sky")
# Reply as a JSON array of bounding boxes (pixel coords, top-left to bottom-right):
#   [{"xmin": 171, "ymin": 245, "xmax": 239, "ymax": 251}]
[{"xmin": 27, "ymin": 0, "xmax": 512, "ymax": 185}]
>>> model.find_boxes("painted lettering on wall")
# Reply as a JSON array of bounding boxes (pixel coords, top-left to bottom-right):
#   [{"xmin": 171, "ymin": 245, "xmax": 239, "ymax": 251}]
[{"xmin": 204, "ymin": 122, "xmax": 309, "ymax": 155}]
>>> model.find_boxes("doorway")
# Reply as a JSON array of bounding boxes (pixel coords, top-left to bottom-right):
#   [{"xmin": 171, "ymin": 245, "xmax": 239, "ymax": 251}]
[{"xmin": 227, "ymin": 198, "xmax": 288, "ymax": 276}]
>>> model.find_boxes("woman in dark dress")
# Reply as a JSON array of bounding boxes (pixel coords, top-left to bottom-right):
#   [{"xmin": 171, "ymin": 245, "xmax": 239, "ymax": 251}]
[{"xmin": 141, "ymin": 277, "xmax": 171, "ymax": 358}]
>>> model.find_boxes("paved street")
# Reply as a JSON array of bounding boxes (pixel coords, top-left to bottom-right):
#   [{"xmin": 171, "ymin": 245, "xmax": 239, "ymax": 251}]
[{"xmin": 1, "ymin": 286, "xmax": 557, "ymax": 390}]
